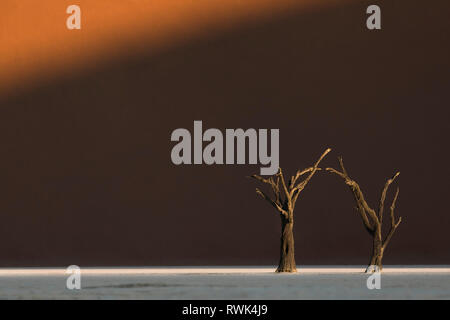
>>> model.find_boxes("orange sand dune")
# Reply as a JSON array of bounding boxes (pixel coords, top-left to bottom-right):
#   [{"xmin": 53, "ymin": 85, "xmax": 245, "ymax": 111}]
[{"xmin": 0, "ymin": 0, "xmax": 346, "ymax": 96}]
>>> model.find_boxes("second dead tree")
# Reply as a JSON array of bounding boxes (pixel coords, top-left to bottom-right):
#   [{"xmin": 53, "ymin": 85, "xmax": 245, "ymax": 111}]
[
  {"xmin": 250, "ymin": 148, "xmax": 331, "ymax": 273},
  {"xmin": 326, "ymin": 157, "xmax": 402, "ymax": 272}
]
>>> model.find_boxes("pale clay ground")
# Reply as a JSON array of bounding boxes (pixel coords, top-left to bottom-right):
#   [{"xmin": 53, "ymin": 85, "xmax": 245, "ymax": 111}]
[{"xmin": 0, "ymin": 266, "xmax": 449, "ymax": 300}]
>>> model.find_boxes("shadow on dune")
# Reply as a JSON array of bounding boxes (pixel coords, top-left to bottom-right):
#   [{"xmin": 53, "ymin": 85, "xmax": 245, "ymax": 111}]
[{"xmin": 0, "ymin": 0, "xmax": 449, "ymax": 267}]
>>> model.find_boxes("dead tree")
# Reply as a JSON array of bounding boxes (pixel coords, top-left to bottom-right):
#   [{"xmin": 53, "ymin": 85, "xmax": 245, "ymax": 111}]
[
  {"xmin": 250, "ymin": 148, "xmax": 331, "ymax": 273},
  {"xmin": 326, "ymin": 157, "xmax": 401, "ymax": 272}
]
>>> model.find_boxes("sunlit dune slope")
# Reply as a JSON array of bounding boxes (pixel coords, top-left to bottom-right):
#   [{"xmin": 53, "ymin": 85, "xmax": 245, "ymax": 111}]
[{"xmin": 0, "ymin": 0, "xmax": 347, "ymax": 96}]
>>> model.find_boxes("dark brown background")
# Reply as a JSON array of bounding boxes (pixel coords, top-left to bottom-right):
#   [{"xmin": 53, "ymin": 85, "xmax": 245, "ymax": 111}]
[{"xmin": 0, "ymin": 0, "xmax": 449, "ymax": 266}]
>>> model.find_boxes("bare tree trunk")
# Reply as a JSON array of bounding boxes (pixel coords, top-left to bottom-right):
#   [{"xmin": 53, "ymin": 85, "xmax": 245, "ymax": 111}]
[
  {"xmin": 276, "ymin": 216, "xmax": 296, "ymax": 273},
  {"xmin": 367, "ymin": 233, "xmax": 383, "ymax": 272},
  {"xmin": 251, "ymin": 149, "xmax": 331, "ymax": 273},
  {"xmin": 327, "ymin": 159, "xmax": 401, "ymax": 273}
]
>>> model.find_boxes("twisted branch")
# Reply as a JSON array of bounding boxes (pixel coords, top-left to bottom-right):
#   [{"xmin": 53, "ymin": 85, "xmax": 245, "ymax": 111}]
[
  {"xmin": 383, "ymin": 187, "xmax": 401, "ymax": 249},
  {"xmin": 326, "ymin": 158, "xmax": 377, "ymax": 233},
  {"xmin": 250, "ymin": 148, "xmax": 331, "ymax": 219},
  {"xmin": 291, "ymin": 148, "xmax": 331, "ymax": 205},
  {"xmin": 326, "ymin": 157, "xmax": 402, "ymax": 246},
  {"xmin": 379, "ymin": 172, "xmax": 400, "ymax": 225}
]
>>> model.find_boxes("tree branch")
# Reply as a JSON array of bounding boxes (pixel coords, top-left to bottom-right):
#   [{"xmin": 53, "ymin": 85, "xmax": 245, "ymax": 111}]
[
  {"xmin": 383, "ymin": 187, "xmax": 401, "ymax": 249},
  {"xmin": 378, "ymin": 172, "xmax": 400, "ymax": 225},
  {"xmin": 278, "ymin": 168, "xmax": 290, "ymax": 202},
  {"xmin": 325, "ymin": 167, "xmax": 346, "ymax": 180},
  {"xmin": 290, "ymin": 167, "xmax": 317, "ymax": 188},
  {"xmin": 255, "ymin": 188, "xmax": 288, "ymax": 218},
  {"xmin": 291, "ymin": 148, "xmax": 331, "ymax": 204},
  {"xmin": 349, "ymin": 181, "xmax": 379, "ymax": 231},
  {"xmin": 326, "ymin": 158, "xmax": 377, "ymax": 233},
  {"xmin": 300, "ymin": 148, "xmax": 331, "ymax": 188},
  {"xmin": 250, "ymin": 148, "xmax": 331, "ymax": 220},
  {"xmin": 338, "ymin": 156, "xmax": 349, "ymax": 177}
]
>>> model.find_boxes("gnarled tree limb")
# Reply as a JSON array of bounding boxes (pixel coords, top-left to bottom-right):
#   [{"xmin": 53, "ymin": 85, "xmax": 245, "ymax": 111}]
[
  {"xmin": 379, "ymin": 172, "xmax": 400, "ymax": 225},
  {"xmin": 326, "ymin": 159, "xmax": 377, "ymax": 233},
  {"xmin": 291, "ymin": 148, "xmax": 331, "ymax": 205},
  {"xmin": 255, "ymin": 187, "xmax": 288, "ymax": 218}
]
